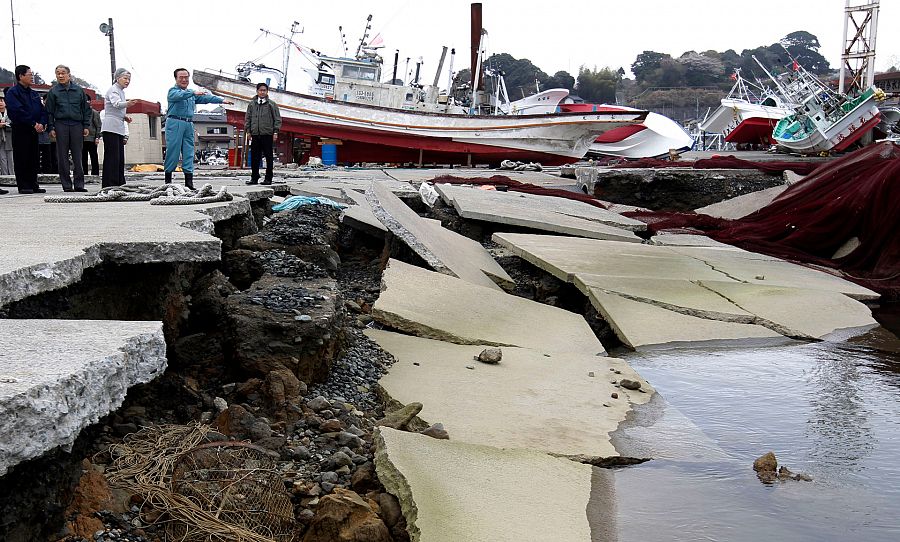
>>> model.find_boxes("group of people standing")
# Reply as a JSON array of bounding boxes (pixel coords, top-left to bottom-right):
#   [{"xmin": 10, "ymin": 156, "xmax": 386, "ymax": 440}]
[
  {"xmin": 1, "ymin": 64, "xmax": 136, "ymax": 194},
  {"xmin": 2, "ymin": 64, "xmax": 279, "ymax": 195}
]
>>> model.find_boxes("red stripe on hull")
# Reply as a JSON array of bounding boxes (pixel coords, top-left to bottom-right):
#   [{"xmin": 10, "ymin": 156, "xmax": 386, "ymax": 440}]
[
  {"xmin": 226, "ymin": 110, "xmax": 582, "ymax": 165},
  {"xmin": 724, "ymin": 117, "xmax": 779, "ymax": 144},
  {"xmin": 831, "ymin": 114, "xmax": 882, "ymax": 152}
]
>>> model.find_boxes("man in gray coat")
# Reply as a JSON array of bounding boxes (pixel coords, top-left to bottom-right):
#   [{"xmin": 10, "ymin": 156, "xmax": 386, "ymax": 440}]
[
  {"xmin": 244, "ymin": 82, "xmax": 281, "ymax": 185},
  {"xmin": 45, "ymin": 64, "xmax": 91, "ymax": 192}
]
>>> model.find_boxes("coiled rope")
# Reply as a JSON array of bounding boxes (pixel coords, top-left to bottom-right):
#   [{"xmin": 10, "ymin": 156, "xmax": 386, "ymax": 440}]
[{"xmin": 43, "ymin": 183, "xmax": 233, "ymax": 205}]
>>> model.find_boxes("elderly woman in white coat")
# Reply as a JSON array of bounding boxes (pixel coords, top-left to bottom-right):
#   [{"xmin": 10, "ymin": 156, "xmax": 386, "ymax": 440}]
[{"xmin": 101, "ymin": 68, "xmax": 135, "ymax": 187}]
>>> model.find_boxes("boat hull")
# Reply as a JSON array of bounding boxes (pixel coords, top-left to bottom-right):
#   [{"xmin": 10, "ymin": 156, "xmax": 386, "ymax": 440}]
[
  {"xmin": 559, "ymin": 104, "xmax": 693, "ymax": 158},
  {"xmin": 774, "ymin": 102, "xmax": 881, "ymax": 154},
  {"xmin": 700, "ymin": 99, "xmax": 792, "ymax": 144},
  {"xmin": 194, "ymin": 71, "xmax": 646, "ymax": 165}
]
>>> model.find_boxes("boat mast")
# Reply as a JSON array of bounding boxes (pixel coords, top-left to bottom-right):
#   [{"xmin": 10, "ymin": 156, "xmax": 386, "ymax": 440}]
[
  {"xmin": 259, "ymin": 22, "xmax": 303, "ymax": 90},
  {"xmin": 355, "ymin": 15, "xmax": 373, "ymax": 59}
]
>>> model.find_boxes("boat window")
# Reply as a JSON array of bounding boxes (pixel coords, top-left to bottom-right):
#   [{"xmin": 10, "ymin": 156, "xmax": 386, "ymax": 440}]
[
  {"xmin": 341, "ymin": 65, "xmax": 377, "ymax": 81},
  {"xmin": 318, "ymin": 73, "xmax": 335, "ymax": 85}
]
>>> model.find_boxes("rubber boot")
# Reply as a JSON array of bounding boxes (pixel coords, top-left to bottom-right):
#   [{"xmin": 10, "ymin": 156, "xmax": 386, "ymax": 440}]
[
  {"xmin": 164, "ymin": 171, "xmax": 172, "ymax": 184},
  {"xmin": 184, "ymin": 172, "xmax": 194, "ymax": 190}
]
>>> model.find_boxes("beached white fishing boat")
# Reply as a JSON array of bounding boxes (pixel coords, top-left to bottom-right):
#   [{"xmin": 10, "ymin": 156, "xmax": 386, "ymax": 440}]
[
  {"xmin": 763, "ymin": 58, "xmax": 883, "ymax": 153},
  {"xmin": 699, "ymin": 71, "xmax": 794, "ymax": 145},
  {"xmin": 193, "ymin": 70, "xmax": 645, "ymax": 166}
]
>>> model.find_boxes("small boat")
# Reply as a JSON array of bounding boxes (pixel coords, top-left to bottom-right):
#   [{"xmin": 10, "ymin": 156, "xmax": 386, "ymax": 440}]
[
  {"xmin": 503, "ymin": 90, "xmax": 693, "ymax": 159},
  {"xmin": 699, "ymin": 71, "xmax": 794, "ymax": 145},
  {"xmin": 762, "ymin": 57, "xmax": 883, "ymax": 154}
]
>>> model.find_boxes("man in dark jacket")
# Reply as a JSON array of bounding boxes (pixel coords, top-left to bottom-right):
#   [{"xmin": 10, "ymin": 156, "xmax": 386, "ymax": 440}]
[
  {"xmin": 45, "ymin": 65, "xmax": 91, "ymax": 192},
  {"xmin": 4, "ymin": 65, "xmax": 48, "ymax": 194},
  {"xmin": 244, "ymin": 82, "xmax": 282, "ymax": 185},
  {"xmin": 82, "ymin": 94, "xmax": 101, "ymax": 176}
]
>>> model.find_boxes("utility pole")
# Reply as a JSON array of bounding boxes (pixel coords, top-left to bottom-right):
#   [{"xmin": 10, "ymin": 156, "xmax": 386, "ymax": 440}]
[
  {"xmin": 10, "ymin": 0, "xmax": 17, "ymax": 67},
  {"xmin": 99, "ymin": 18, "xmax": 116, "ymax": 83}
]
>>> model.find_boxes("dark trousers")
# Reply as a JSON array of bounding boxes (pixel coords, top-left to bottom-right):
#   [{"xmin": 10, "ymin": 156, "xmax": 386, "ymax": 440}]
[
  {"xmin": 11, "ymin": 124, "xmax": 40, "ymax": 192},
  {"xmin": 250, "ymin": 134, "xmax": 274, "ymax": 182},
  {"xmin": 55, "ymin": 123, "xmax": 85, "ymax": 190},
  {"xmin": 82, "ymin": 140, "xmax": 99, "ymax": 176},
  {"xmin": 101, "ymin": 132, "xmax": 126, "ymax": 187}
]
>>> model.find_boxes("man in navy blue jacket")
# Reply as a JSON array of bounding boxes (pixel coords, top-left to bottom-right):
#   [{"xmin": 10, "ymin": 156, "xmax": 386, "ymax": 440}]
[{"xmin": 4, "ymin": 65, "xmax": 48, "ymax": 194}]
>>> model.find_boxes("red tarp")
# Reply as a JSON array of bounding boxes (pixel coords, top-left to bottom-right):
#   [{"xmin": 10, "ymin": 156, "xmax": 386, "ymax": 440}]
[
  {"xmin": 428, "ymin": 174, "xmax": 610, "ymax": 209},
  {"xmin": 623, "ymin": 142, "xmax": 900, "ymax": 298}
]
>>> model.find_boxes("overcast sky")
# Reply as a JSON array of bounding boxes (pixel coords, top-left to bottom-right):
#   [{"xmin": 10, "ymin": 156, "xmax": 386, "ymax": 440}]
[{"xmin": 3, "ymin": 0, "xmax": 898, "ymax": 108}]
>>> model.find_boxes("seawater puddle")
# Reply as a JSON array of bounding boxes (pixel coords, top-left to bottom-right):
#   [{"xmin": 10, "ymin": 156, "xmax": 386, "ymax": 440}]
[{"xmin": 610, "ymin": 338, "xmax": 900, "ymax": 541}]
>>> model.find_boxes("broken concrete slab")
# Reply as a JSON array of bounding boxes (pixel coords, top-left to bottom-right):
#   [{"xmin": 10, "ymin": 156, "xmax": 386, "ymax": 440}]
[
  {"xmin": 367, "ymin": 183, "xmax": 512, "ymax": 291},
  {"xmin": 694, "ymin": 184, "xmax": 789, "ymax": 219},
  {"xmin": 698, "ymin": 280, "xmax": 879, "ymax": 339},
  {"xmin": 369, "ymin": 330, "xmax": 652, "ymax": 458},
  {"xmin": 0, "ymin": 319, "xmax": 166, "ymax": 476},
  {"xmin": 493, "ymin": 233, "xmax": 726, "ymax": 283},
  {"xmin": 375, "ymin": 427, "xmax": 600, "ymax": 542},
  {"xmin": 574, "ymin": 275, "xmax": 755, "ymax": 322},
  {"xmin": 433, "ymin": 184, "xmax": 644, "ymax": 242},
  {"xmin": 586, "ymin": 288, "xmax": 787, "ymax": 349},
  {"xmin": 494, "ymin": 232, "xmax": 879, "ymax": 300},
  {"xmin": 338, "ymin": 188, "xmax": 389, "ymax": 236},
  {"xmin": 373, "ymin": 259, "xmax": 605, "ymax": 356},
  {"xmin": 650, "ymin": 233, "xmax": 737, "ymax": 249},
  {"xmin": 0, "ymin": 186, "xmax": 263, "ymax": 307},
  {"xmin": 666, "ymin": 246, "xmax": 879, "ymax": 300},
  {"xmin": 435, "ymin": 183, "xmax": 647, "ymax": 232}
]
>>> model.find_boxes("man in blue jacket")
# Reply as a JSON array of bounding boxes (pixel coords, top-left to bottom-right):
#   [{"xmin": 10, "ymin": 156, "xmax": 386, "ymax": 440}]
[
  {"xmin": 4, "ymin": 65, "xmax": 48, "ymax": 194},
  {"xmin": 165, "ymin": 68, "xmax": 232, "ymax": 189}
]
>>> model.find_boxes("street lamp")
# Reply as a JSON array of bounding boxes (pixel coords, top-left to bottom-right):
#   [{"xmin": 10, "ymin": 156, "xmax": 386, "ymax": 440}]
[{"xmin": 99, "ymin": 18, "xmax": 116, "ymax": 83}]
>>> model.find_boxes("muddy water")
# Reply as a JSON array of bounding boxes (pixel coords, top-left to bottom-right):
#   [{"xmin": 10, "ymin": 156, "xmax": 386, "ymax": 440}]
[{"xmin": 609, "ymin": 312, "xmax": 900, "ymax": 541}]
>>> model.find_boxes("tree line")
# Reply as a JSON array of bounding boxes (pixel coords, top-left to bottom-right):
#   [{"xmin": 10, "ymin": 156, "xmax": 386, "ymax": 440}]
[{"xmin": 452, "ymin": 30, "xmax": 839, "ymax": 117}]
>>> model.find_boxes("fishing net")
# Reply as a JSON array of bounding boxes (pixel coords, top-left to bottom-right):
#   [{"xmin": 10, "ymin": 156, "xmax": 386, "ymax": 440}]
[
  {"xmin": 105, "ymin": 424, "xmax": 296, "ymax": 542},
  {"xmin": 623, "ymin": 142, "xmax": 900, "ymax": 298}
]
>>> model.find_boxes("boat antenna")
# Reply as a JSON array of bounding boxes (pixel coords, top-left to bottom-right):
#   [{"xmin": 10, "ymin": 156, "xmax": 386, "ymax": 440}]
[
  {"xmin": 391, "ymin": 49, "xmax": 399, "ymax": 84},
  {"xmin": 355, "ymin": 14, "xmax": 373, "ymax": 59},
  {"xmin": 338, "ymin": 26, "xmax": 348, "ymax": 57},
  {"xmin": 751, "ymin": 55, "xmax": 789, "ymax": 97},
  {"xmin": 259, "ymin": 21, "xmax": 303, "ymax": 90},
  {"xmin": 10, "ymin": 0, "xmax": 18, "ymax": 66}
]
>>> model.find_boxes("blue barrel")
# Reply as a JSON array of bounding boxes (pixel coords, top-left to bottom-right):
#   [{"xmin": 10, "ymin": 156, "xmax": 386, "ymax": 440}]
[{"xmin": 321, "ymin": 144, "xmax": 337, "ymax": 165}]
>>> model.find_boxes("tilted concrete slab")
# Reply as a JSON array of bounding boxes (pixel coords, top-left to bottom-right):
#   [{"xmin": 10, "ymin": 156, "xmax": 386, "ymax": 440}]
[
  {"xmin": 369, "ymin": 330, "xmax": 652, "ymax": 458},
  {"xmin": 435, "ymin": 183, "xmax": 647, "ymax": 232},
  {"xmin": 493, "ymin": 233, "xmax": 726, "ymax": 283},
  {"xmin": 367, "ymin": 183, "xmax": 512, "ymax": 291},
  {"xmin": 433, "ymin": 184, "xmax": 642, "ymax": 242},
  {"xmin": 373, "ymin": 259, "xmax": 605, "ymax": 356},
  {"xmin": 698, "ymin": 281, "xmax": 879, "ymax": 339},
  {"xmin": 340, "ymin": 188, "xmax": 389, "ymax": 235},
  {"xmin": 650, "ymin": 233, "xmax": 737, "ymax": 249},
  {"xmin": 0, "ymin": 185, "xmax": 265, "ymax": 306},
  {"xmin": 494, "ymin": 232, "xmax": 878, "ymax": 300},
  {"xmin": 375, "ymin": 427, "xmax": 602, "ymax": 542},
  {"xmin": 493, "ymin": 233, "xmax": 877, "ymax": 348},
  {"xmin": 0, "ymin": 319, "xmax": 166, "ymax": 475},
  {"xmin": 586, "ymin": 288, "xmax": 786, "ymax": 350},
  {"xmin": 694, "ymin": 184, "xmax": 789, "ymax": 219},
  {"xmin": 574, "ymin": 275, "xmax": 755, "ymax": 323},
  {"xmin": 667, "ymin": 246, "xmax": 879, "ymax": 300}
]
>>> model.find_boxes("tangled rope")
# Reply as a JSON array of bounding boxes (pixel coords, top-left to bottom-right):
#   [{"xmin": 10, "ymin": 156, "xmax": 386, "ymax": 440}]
[
  {"xmin": 43, "ymin": 183, "xmax": 233, "ymax": 205},
  {"xmin": 498, "ymin": 159, "xmax": 543, "ymax": 171},
  {"xmin": 104, "ymin": 423, "xmax": 294, "ymax": 542}
]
